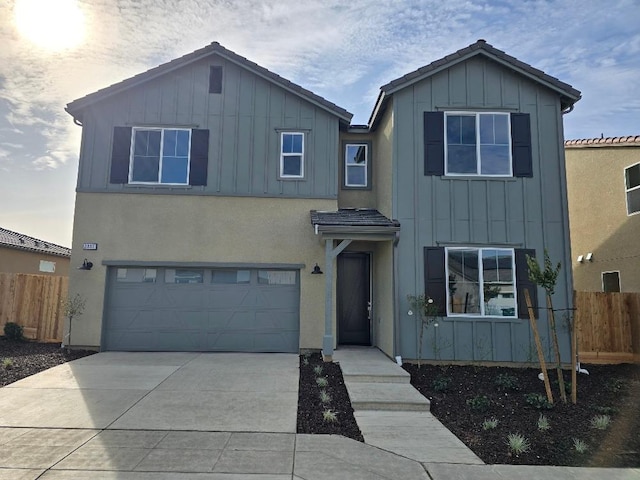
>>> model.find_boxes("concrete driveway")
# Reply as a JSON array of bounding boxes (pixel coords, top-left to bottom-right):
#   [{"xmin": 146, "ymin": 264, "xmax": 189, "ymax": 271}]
[{"xmin": 0, "ymin": 352, "xmax": 299, "ymax": 432}]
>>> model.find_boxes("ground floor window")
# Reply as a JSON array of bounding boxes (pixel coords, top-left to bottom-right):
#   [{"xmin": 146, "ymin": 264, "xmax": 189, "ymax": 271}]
[
  {"xmin": 602, "ymin": 271, "xmax": 621, "ymax": 292},
  {"xmin": 446, "ymin": 247, "xmax": 517, "ymax": 317}
]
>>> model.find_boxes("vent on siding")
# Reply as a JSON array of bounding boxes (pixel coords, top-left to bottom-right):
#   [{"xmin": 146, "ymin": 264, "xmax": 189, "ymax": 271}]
[{"xmin": 209, "ymin": 66, "xmax": 223, "ymax": 94}]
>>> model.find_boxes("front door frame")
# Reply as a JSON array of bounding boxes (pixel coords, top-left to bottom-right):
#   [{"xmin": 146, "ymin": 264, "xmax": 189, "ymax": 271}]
[{"xmin": 337, "ymin": 251, "xmax": 372, "ymax": 346}]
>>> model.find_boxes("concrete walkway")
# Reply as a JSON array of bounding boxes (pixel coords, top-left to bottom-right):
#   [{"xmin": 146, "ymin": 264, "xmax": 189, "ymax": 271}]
[{"xmin": 0, "ymin": 351, "xmax": 639, "ymax": 479}]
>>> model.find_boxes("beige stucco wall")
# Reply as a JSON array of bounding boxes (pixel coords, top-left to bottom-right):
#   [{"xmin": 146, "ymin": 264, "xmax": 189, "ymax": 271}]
[
  {"xmin": 566, "ymin": 144, "xmax": 640, "ymax": 291},
  {"xmin": 0, "ymin": 247, "xmax": 70, "ymax": 276},
  {"xmin": 68, "ymin": 192, "xmax": 337, "ymax": 349}
]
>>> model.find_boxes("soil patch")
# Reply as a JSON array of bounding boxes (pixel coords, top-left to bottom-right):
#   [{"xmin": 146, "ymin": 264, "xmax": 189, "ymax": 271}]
[
  {"xmin": 297, "ymin": 352, "xmax": 364, "ymax": 442},
  {"xmin": 404, "ymin": 362, "xmax": 640, "ymax": 466}
]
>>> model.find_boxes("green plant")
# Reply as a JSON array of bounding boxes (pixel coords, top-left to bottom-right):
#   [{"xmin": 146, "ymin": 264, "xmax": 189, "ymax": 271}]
[
  {"xmin": 319, "ymin": 389, "xmax": 331, "ymax": 404},
  {"xmin": 524, "ymin": 393, "xmax": 554, "ymax": 410},
  {"xmin": 407, "ymin": 294, "xmax": 440, "ymax": 366},
  {"xmin": 313, "ymin": 365, "xmax": 323, "ymax": 375},
  {"xmin": 466, "ymin": 395, "xmax": 490, "ymax": 411},
  {"xmin": 62, "ymin": 293, "xmax": 86, "ymax": 348},
  {"xmin": 302, "ymin": 355, "xmax": 309, "ymax": 366},
  {"xmin": 605, "ymin": 378, "xmax": 626, "ymax": 393},
  {"xmin": 316, "ymin": 376, "xmax": 328, "ymax": 387},
  {"xmin": 573, "ymin": 438, "xmax": 588, "ymax": 453},
  {"xmin": 506, "ymin": 433, "xmax": 531, "ymax": 455},
  {"xmin": 590, "ymin": 414, "xmax": 611, "ymax": 430},
  {"xmin": 482, "ymin": 417, "xmax": 499, "ymax": 430},
  {"xmin": 3, "ymin": 322, "xmax": 24, "ymax": 341},
  {"xmin": 432, "ymin": 376, "xmax": 452, "ymax": 392},
  {"xmin": 322, "ymin": 409, "xmax": 338, "ymax": 423},
  {"xmin": 537, "ymin": 414, "xmax": 550, "ymax": 431},
  {"xmin": 495, "ymin": 373, "xmax": 519, "ymax": 391},
  {"xmin": 2, "ymin": 358, "xmax": 13, "ymax": 370},
  {"xmin": 593, "ymin": 405, "xmax": 619, "ymax": 415}
]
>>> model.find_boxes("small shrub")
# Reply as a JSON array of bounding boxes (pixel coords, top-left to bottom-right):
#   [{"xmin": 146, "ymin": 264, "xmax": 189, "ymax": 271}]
[
  {"xmin": 322, "ymin": 409, "xmax": 338, "ymax": 423},
  {"xmin": 316, "ymin": 376, "xmax": 329, "ymax": 387},
  {"xmin": 590, "ymin": 414, "xmax": 611, "ymax": 430},
  {"xmin": 432, "ymin": 376, "xmax": 452, "ymax": 392},
  {"xmin": 495, "ymin": 373, "xmax": 519, "ymax": 391},
  {"xmin": 302, "ymin": 356, "xmax": 309, "ymax": 366},
  {"xmin": 3, "ymin": 322, "xmax": 24, "ymax": 341},
  {"xmin": 482, "ymin": 417, "xmax": 499, "ymax": 430},
  {"xmin": 319, "ymin": 389, "xmax": 332, "ymax": 404},
  {"xmin": 506, "ymin": 433, "xmax": 531, "ymax": 455},
  {"xmin": 466, "ymin": 395, "xmax": 490, "ymax": 411},
  {"xmin": 593, "ymin": 405, "xmax": 619, "ymax": 415},
  {"xmin": 537, "ymin": 414, "xmax": 550, "ymax": 431},
  {"xmin": 573, "ymin": 438, "xmax": 588, "ymax": 453},
  {"xmin": 2, "ymin": 358, "xmax": 13, "ymax": 370},
  {"xmin": 605, "ymin": 378, "xmax": 626, "ymax": 393},
  {"xmin": 313, "ymin": 365, "xmax": 323, "ymax": 375},
  {"xmin": 524, "ymin": 393, "xmax": 553, "ymax": 410}
]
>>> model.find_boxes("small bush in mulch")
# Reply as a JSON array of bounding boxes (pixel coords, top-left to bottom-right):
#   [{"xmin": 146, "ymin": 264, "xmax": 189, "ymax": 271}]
[
  {"xmin": 0, "ymin": 337, "xmax": 95, "ymax": 387},
  {"xmin": 404, "ymin": 362, "xmax": 640, "ymax": 467},
  {"xmin": 297, "ymin": 352, "xmax": 364, "ymax": 442}
]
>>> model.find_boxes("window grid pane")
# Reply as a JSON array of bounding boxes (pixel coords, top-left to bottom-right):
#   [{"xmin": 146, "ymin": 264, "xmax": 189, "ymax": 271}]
[
  {"xmin": 131, "ymin": 128, "xmax": 190, "ymax": 184},
  {"xmin": 281, "ymin": 133, "xmax": 304, "ymax": 177}
]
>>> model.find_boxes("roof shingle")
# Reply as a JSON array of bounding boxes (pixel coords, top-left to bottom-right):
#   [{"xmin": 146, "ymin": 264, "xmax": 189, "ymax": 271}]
[
  {"xmin": 0, "ymin": 227, "xmax": 71, "ymax": 258},
  {"xmin": 565, "ymin": 135, "xmax": 640, "ymax": 147},
  {"xmin": 310, "ymin": 209, "xmax": 400, "ymax": 227}
]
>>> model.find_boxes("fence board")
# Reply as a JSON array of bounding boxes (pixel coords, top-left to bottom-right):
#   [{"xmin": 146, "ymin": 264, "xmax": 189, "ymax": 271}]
[
  {"xmin": 576, "ymin": 291, "xmax": 640, "ymax": 364},
  {"xmin": 0, "ymin": 273, "xmax": 67, "ymax": 343}
]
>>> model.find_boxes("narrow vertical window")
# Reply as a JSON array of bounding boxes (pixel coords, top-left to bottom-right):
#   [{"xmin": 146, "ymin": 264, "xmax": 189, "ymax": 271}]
[
  {"xmin": 344, "ymin": 143, "xmax": 368, "ymax": 187},
  {"xmin": 280, "ymin": 132, "xmax": 304, "ymax": 178},
  {"xmin": 209, "ymin": 66, "xmax": 223, "ymax": 94},
  {"xmin": 625, "ymin": 163, "xmax": 640, "ymax": 215}
]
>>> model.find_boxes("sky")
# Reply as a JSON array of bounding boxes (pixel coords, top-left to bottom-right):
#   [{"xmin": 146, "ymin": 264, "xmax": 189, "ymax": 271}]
[{"xmin": 0, "ymin": 0, "xmax": 639, "ymax": 248}]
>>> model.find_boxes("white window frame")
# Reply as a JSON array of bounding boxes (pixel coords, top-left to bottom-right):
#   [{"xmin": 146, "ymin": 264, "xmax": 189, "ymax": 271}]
[
  {"xmin": 445, "ymin": 247, "xmax": 518, "ymax": 318},
  {"xmin": 444, "ymin": 111, "xmax": 513, "ymax": 177},
  {"xmin": 601, "ymin": 271, "xmax": 621, "ymax": 292},
  {"xmin": 344, "ymin": 143, "xmax": 368, "ymax": 187},
  {"xmin": 129, "ymin": 127, "xmax": 192, "ymax": 185},
  {"xmin": 624, "ymin": 162, "xmax": 640, "ymax": 216},
  {"xmin": 280, "ymin": 132, "xmax": 305, "ymax": 179},
  {"xmin": 39, "ymin": 260, "xmax": 56, "ymax": 273}
]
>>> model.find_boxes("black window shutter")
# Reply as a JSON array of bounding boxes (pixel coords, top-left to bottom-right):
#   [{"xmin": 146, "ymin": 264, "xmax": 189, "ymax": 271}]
[
  {"xmin": 209, "ymin": 66, "xmax": 223, "ymax": 94},
  {"xmin": 110, "ymin": 127, "xmax": 132, "ymax": 184},
  {"xmin": 515, "ymin": 248, "xmax": 538, "ymax": 319},
  {"xmin": 511, "ymin": 113, "xmax": 533, "ymax": 177},
  {"xmin": 189, "ymin": 129, "xmax": 209, "ymax": 186},
  {"xmin": 424, "ymin": 112, "xmax": 445, "ymax": 176},
  {"xmin": 424, "ymin": 247, "xmax": 447, "ymax": 316}
]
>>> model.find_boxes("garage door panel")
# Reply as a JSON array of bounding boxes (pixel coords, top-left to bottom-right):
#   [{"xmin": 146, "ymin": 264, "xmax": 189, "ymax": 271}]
[{"xmin": 104, "ymin": 267, "xmax": 299, "ymax": 352}]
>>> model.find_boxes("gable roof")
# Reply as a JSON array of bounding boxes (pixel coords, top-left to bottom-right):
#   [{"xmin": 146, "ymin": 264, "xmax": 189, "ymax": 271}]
[
  {"xmin": 66, "ymin": 42, "xmax": 352, "ymax": 125},
  {"xmin": 565, "ymin": 135, "xmax": 640, "ymax": 148},
  {"xmin": 0, "ymin": 227, "xmax": 71, "ymax": 258},
  {"xmin": 370, "ymin": 39, "xmax": 582, "ymax": 128}
]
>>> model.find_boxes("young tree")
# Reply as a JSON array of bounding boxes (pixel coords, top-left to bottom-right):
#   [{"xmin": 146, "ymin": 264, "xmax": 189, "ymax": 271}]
[
  {"xmin": 63, "ymin": 293, "xmax": 86, "ymax": 352},
  {"xmin": 407, "ymin": 294, "xmax": 440, "ymax": 367}
]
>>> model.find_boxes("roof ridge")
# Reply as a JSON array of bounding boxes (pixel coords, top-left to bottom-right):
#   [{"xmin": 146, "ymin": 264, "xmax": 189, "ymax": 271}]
[{"xmin": 565, "ymin": 135, "xmax": 640, "ymax": 146}]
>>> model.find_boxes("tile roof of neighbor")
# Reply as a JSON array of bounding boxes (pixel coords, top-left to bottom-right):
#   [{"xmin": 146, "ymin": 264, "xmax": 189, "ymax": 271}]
[
  {"xmin": 370, "ymin": 39, "xmax": 582, "ymax": 127},
  {"xmin": 565, "ymin": 135, "xmax": 640, "ymax": 147},
  {"xmin": 310, "ymin": 209, "xmax": 400, "ymax": 227},
  {"xmin": 65, "ymin": 42, "xmax": 352, "ymax": 123},
  {"xmin": 0, "ymin": 227, "xmax": 71, "ymax": 258}
]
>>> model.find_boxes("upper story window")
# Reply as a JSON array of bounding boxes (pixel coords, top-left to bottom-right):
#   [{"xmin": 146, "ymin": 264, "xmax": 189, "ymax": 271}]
[
  {"xmin": 625, "ymin": 162, "xmax": 640, "ymax": 215},
  {"xmin": 130, "ymin": 128, "xmax": 191, "ymax": 184},
  {"xmin": 344, "ymin": 143, "xmax": 368, "ymax": 187},
  {"xmin": 445, "ymin": 112, "xmax": 511, "ymax": 176},
  {"xmin": 280, "ymin": 132, "xmax": 304, "ymax": 178}
]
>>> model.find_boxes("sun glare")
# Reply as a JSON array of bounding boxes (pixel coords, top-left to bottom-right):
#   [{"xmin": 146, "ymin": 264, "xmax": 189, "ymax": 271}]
[{"xmin": 14, "ymin": 0, "xmax": 85, "ymax": 51}]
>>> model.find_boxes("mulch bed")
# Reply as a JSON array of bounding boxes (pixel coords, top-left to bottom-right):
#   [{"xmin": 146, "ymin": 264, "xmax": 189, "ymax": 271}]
[
  {"xmin": 0, "ymin": 337, "xmax": 95, "ymax": 387},
  {"xmin": 296, "ymin": 351, "xmax": 364, "ymax": 442},
  {"xmin": 403, "ymin": 362, "xmax": 640, "ymax": 467}
]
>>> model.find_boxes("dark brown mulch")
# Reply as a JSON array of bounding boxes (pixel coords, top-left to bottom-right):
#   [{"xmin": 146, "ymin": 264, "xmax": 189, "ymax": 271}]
[
  {"xmin": 403, "ymin": 362, "xmax": 640, "ymax": 467},
  {"xmin": 297, "ymin": 352, "xmax": 364, "ymax": 442},
  {"xmin": 0, "ymin": 337, "xmax": 96, "ymax": 387}
]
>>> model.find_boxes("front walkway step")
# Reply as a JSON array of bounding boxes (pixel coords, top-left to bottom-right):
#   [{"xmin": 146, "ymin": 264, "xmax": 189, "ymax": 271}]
[
  {"xmin": 346, "ymin": 382, "xmax": 430, "ymax": 411},
  {"xmin": 334, "ymin": 347, "xmax": 410, "ymax": 384}
]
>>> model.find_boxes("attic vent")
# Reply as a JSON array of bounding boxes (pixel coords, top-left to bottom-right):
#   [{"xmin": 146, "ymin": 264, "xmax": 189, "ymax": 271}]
[{"xmin": 209, "ymin": 66, "xmax": 223, "ymax": 94}]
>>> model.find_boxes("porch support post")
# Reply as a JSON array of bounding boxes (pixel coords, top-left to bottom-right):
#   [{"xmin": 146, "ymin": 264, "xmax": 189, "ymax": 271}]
[{"xmin": 323, "ymin": 238, "xmax": 352, "ymax": 361}]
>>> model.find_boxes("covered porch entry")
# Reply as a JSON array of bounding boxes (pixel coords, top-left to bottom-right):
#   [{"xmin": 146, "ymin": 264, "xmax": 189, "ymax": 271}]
[{"xmin": 310, "ymin": 209, "xmax": 401, "ymax": 360}]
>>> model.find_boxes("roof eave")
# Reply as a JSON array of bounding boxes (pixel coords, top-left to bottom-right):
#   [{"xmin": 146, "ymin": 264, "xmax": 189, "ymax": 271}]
[{"xmin": 0, "ymin": 243, "xmax": 71, "ymax": 258}]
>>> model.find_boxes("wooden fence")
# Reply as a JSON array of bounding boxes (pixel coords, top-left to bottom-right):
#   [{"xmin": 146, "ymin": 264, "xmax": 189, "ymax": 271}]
[
  {"xmin": 0, "ymin": 273, "xmax": 68, "ymax": 343},
  {"xmin": 575, "ymin": 291, "xmax": 640, "ymax": 364}
]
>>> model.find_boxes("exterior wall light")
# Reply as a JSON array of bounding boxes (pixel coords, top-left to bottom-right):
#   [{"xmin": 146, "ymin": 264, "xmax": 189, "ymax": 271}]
[
  {"xmin": 311, "ymin": 263, "xmax": 323, "ymax": 274},
  {"xmin": 78, "ymin": 259, "xmax": 93, "ymax": 270},
  {"xmin": 577, "ymin": 255, "xmax": 584, "ymax": 263},
  {"xmin": 585, "ymin": 252, "xmax": 593, "ymax": 262}
]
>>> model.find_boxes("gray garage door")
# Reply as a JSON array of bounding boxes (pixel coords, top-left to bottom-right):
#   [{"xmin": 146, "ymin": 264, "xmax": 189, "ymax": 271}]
[{"xmin": 103, "ymin": 266, "xmax": 299, "ymax": 352}]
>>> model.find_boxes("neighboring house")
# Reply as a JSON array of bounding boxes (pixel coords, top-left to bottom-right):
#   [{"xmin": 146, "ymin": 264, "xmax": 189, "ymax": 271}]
[
  {"xmin": 65, "ymin": 40, "xmax": 580, "ymax": 363},
  {"xmin": 0, "ymin": 227, "xmax": 71, "ymax": 276},
  {"xmin": 565, "ymin": 136, "xmax": 640, "ymax": 292}
]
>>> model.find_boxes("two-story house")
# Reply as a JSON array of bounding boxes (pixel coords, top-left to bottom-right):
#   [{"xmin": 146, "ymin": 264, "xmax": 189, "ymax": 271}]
[
  {"xmin": 65, "ymin": 40, "xmax": 580, "ymax": 362},
  {"xmin": 565, "ymin": 136, "xmax": 640, "ymax": 292}
]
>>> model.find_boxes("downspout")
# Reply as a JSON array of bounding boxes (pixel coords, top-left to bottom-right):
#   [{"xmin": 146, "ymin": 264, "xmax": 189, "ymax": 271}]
[{"xmin": 392, "ymin": 230, "xmax": 401, "ymax": 358}]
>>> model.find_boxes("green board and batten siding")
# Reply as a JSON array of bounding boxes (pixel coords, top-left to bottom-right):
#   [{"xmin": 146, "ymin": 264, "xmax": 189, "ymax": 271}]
[
  {"xmin": 393, "ymin": 56, "xmax": 573, "ymax": 362},
  {"xmin": 75, "ymin": 55, "xmax": 339, "ymax": 199}
]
